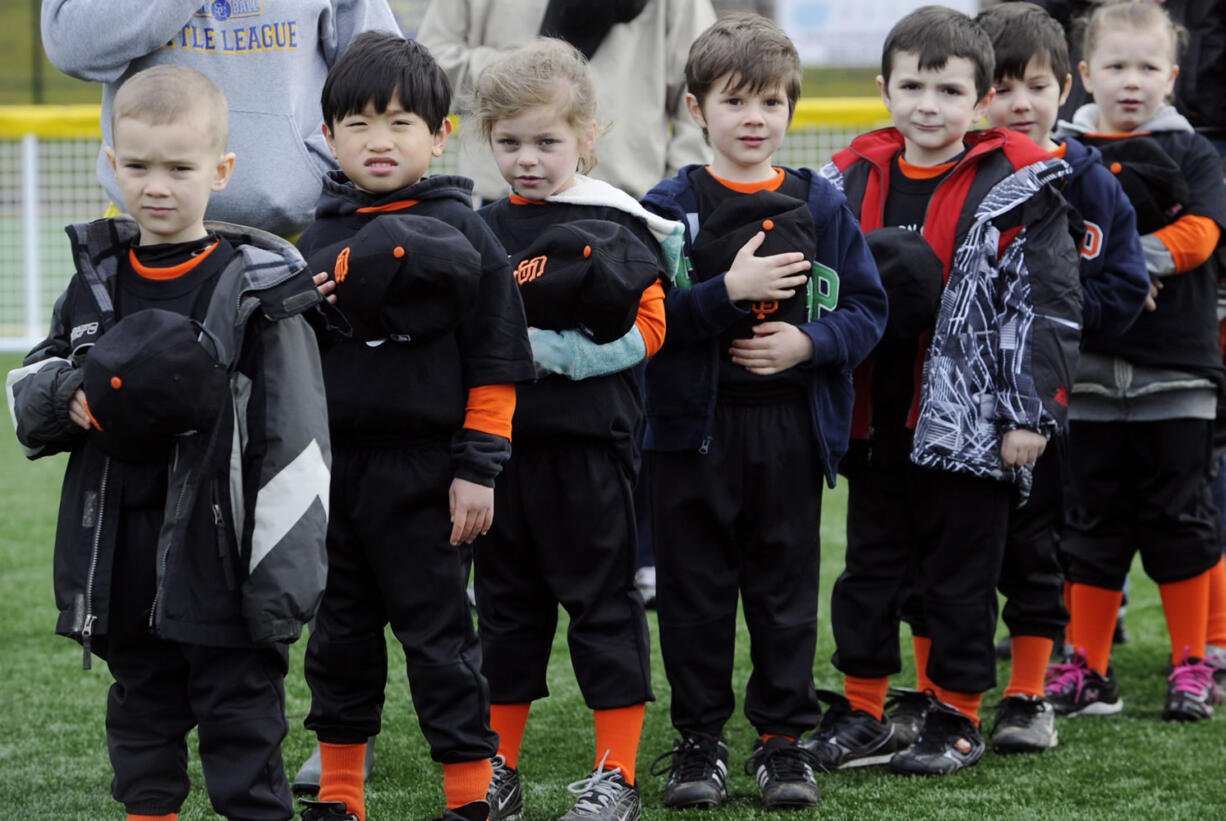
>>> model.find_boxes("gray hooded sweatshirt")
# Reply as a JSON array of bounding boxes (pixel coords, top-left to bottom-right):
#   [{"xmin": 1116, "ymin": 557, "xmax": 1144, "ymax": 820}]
[{"xmin": 41, "ymin": 0, "xmax": 400, "ymax": 237}]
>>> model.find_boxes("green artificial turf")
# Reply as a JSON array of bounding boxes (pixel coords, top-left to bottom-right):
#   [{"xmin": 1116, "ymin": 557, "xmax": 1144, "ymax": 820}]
[{"xmin": 1, "ymin": 350, "xmax": 1223, "ymax": 819}]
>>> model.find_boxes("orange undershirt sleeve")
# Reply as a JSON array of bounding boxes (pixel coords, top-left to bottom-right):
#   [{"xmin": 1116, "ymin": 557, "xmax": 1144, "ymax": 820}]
[
  {"xmin": 1153, "ymin": 214, "xmax": 1221, "ymax": 274},
  {"xmin": 635, "ymin": 279, "xmax": 667, "ymax": 358},
  {"xmin": 462, "ymin": 383, "xmax": 516, "ymax": 441}
]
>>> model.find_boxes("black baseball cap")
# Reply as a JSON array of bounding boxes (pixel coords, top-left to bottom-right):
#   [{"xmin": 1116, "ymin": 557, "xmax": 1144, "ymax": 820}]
[
  {"xmin": 510, "ymin": 219, "xmax": 660, "ymax": 344},
  {"xmin": 82, "ymin": 308, "xmax": 228, "ymax": 463},
  {"xmin": 307, "ymin": 214, "xmax": 483, "ymax": 342}
]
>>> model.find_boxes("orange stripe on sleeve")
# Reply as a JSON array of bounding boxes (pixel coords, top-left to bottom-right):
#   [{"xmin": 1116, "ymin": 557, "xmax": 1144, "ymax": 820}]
[
  {"xmin": 462, "ymin": 383, "xmax": 516, "ymax": 441},
  {"xmin": 635, "ymin": 280, "xmax": 667, "ymax": 358},
  {"xmin": 1153, "ymin": 214, "xmax": 1221, "ymax": 274}
]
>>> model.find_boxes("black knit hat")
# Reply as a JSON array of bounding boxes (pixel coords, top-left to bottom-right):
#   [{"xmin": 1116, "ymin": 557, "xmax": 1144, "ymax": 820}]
[
  {"xmin": 1083, "ymin": 135, "xmax": 1190, "ymax": 234},
  {"xmin": 689, "ymin": 190, "xmax": 816, "ymax": 286},
  {"xmin": 82, "ymin": 308, "xmax": 228, "ymax": 463},
  {"xmin": 510, "ymin": 219, "xmax": 660, "ymax": 344},
  {"xmin": 864, "ymin": 227, "xmax": 944, "ymax": 341},
  {"xmin": 308, "ymin": 214, "xmax": 483, "ymax": 342}
]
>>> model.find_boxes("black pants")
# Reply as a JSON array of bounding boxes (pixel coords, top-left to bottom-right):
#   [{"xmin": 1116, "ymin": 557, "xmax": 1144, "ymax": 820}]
[
  {"xmin": 649, "ymin": 399, "xmax": 823, "ymax": 738},
  {"xmin": 107, "ymin": 503, "xmax": 291, "ymax": 819},
  {"xmin": 476, "ymin": 441, "xmax": 653, "ymax": 708},
  {"xmin": 304, "ymin": 443, "xmax": 497, "ymax": 763},
  {"xmin": 832, "ymin": 460, "xmax": 1009, "ymax": 693},
  {"xmin": 1063, "ymin": 418, "xmax": 1221, "ymax": 588}
]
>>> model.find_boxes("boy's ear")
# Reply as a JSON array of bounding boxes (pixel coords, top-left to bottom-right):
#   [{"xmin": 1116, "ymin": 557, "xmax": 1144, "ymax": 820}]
[
  {"xmin": 212, "ymin": 151, "xmax": 236, "ymax": 193},
  {"xmin": 432, "ymin": 117, "xmax": 453, "ymax": 158},
  {"xmin": 684, "ymin": 92, "xmax": 707, "ymax": 130},
  {"xmin": 1058, "ymin": 73, "xmax": 1073, "ymax": 107}
]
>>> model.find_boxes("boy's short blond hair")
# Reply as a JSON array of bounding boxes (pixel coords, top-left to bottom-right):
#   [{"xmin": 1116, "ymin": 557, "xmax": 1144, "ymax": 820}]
[
  {"xmin": 685, "ymin": 13, "xmax": 802, "ymax": 118},
  {"xmin": 112, "ymin": 65, "xmax": 229, "ymax": 152}
]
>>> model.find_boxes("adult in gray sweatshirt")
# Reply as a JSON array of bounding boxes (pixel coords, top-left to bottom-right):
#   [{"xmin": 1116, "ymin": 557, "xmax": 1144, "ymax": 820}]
[{"xmin": 41, "ymin": 0, "xmax": 400, "ymax": 237}]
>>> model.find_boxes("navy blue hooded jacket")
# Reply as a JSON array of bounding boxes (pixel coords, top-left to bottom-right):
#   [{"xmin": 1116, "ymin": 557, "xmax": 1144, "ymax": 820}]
[
  {"xmin": 1057, "ymin": 136, "xmax": 1150, "ymax": 343},
  {"xmin": 640, "ymin": 165, "xmax": 887, "ymax": 486}
]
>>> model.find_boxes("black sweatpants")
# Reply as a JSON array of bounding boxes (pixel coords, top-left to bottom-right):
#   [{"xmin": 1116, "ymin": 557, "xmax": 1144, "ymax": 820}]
[
  {"xmin": 1063, "ymin": 418, "xmax": 1221, "ymax": 589},
  {"xmin": 304, "ymin": 442, "xmax": 497, "ymax": 763},
  {"xmin": 475, "ymin": 441, "xmax": 653, "ymax": 708},
  {"xmin": 648, "ymin": 398, "xmax": 823, "ymax": 739},
  {"xmin": 832, "ymin": 460, "xmax": 1010, "ymax": 694},
  {"xmin": 106, "ymin": 506, "xmax": 292, "ymax": 820}
]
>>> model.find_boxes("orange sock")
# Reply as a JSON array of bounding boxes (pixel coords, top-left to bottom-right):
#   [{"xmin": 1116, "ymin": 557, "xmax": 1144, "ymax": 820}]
[
  {"xmin": 1159, "ymin": 568, "xmax": 1211, "ymax": 663},
  {"xmin": 1070, "ymin": 583, "xmax": 1124, "ymax": 675},
  {"xmin": 1063, "ymin": 580, "xmax": 1075, "ymax": 649},
  {"xmin": 128, "ymin": 815, "xmax": 177, "ymax": 820},
  {"xmin": 490, "ymin": 702, "xmax": 531, "ymax": 769},
  {"xmin": 1206, "ymin": 556, "xmax": 1226, "ymax": 649},
  {"xmin": 912, "ymin": 634, "xmax": 934, "ymax": 693},
  {"xmin": 934, "ymin": 688, "xmax": 983, "ymax": 727},
  {"xmin": 319, "ymin": 741, "xmax": 367, "ymax": 821},
  {"xmin": 1004, "ymin": 635, "xmax": 1054, "ymax": 698},
  {"xmin": 843, "ymin": 675, "xmax": 889, "ymax": 721},
  {"xmin": 443, "ymin": 758, "xmax": 493, "ymax": 810},
  {"xmin": 593, "ymin": 703, "xmax": 646, "ymax": 784}
]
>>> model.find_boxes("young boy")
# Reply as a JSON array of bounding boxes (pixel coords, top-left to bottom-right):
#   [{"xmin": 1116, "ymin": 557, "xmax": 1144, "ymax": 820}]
[
  {"xmin": 7, "ymin": 65, "xmax": 330, "ymax": 820},
  {"xmin": 640, "ymin": 13, "xmax": 887, "ymax": 810},
  {"xmin": 973, "ymin": 1, "xmax": 1151, "ymax": 753},
  {"xmin": 808, "ymin": 6, "xmax": 1082, "ymax": 776},
  {"xmin": 294, "ymin": 32, "xmax": 534, "ymax": 821}
]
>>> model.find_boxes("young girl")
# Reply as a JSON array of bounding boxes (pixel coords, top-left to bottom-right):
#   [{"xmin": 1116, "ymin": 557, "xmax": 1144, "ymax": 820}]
[
  {"xmin": 1046, "ymin": 0, "xmax": 1226, "ymax": 722},
  {"xmin": 471, "ymin": 38, "xmax": 685, "ymax": 821}
]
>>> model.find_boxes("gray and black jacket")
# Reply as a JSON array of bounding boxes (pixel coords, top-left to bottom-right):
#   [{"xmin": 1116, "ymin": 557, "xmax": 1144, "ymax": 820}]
[{"xmin": 6, "ymin": 216, "xmax": 331, "ymax": 658}]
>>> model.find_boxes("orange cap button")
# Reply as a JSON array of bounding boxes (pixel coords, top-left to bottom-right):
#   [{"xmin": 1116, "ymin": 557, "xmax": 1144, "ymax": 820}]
[
  {"xmin": 762, "ymin": 219, "xmax": 775, "ymax": 231},
  {"xmin": 583, "ymin": 245, "xmax": 592, "ymax": 259},
  {"xmin": 393, "ymin": 246, "xmax": 406, "ymax": 258},
  {"xmin": 110, "ymin": 376, "xmax": 122, "ymax": 390}
]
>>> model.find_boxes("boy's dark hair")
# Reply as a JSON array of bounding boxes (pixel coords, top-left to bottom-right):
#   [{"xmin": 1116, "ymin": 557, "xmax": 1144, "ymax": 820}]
[
  {"xmin": 321, "ymin": 31, "xmax": 451, "ymax": 133},
  {"xmin": 881, "ymin": 5, "xmax": 995, "ymax": 100},
  {"xmin": 685, "ymin": 12, "xmax": 803, "ymax": 117},
  {"xmin": 976, "ymin": 2, "xmax": 1070, "ymax": 88}
]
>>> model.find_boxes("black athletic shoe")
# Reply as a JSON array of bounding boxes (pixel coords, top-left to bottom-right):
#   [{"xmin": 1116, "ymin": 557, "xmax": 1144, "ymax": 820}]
[
  {"xmin": 1163, "ymin": 654, "xmax": 1218, "ymax": 722},
  {"xmin": 487, "ymin": 755, "xmax": 523, "ymax": 820},
  {"xmin": 1044, "ymin": 653, "xmax": 1123, "ymax": 716},
  {"xmin": 744, "ymin": 737, "xmax": 821, "ymax": 809},
  {"xmin": 649, "ymin": 733, "xmax": 728, "ymax": 809},
  {"xmin": 989, "ymin": 695, "xmax": 1058, "ymax": 754},
  {"xmin": 803, "ymin": 690, "xmax": 899, "ymax": 771},
  {"xmin": 889, "ymin": 701, "xmax": 985, "ymax": 776},
  {"xmin": 299, "ymin": 800, "xmax": 359, "ymax": 821},
  {"xmin": 884, "ymin": 687, "xmax": 937, "ymax": 749}
]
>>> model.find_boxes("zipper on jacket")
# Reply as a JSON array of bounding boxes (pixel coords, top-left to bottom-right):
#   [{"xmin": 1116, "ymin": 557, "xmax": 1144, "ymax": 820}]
[{"xmin": 82, "ymin": 458, "xmax": 110, "ymax": 671}]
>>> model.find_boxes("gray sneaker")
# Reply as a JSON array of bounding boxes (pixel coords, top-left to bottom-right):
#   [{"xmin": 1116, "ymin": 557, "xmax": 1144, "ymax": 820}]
[
  {"xmin": 558, "ymin": 766, "xmax": 641, "ymax": 821},
  {"xmin": 487, "ymin": 755, "xmax": 523, "ymax": 821},
  {"xmin": 989, "ymin": 695, "xmax": 1058, "ymax": 754}
]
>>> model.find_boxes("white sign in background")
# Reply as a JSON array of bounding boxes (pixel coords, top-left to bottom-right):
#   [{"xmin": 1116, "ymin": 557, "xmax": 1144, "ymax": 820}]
[{"xmin": 777, "ymin": 0, "xmax": 981, "ymax": 67}]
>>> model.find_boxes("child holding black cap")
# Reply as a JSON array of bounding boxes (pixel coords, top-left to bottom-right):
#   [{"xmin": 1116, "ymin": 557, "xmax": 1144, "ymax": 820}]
[
  {"xmin": 291, "ymin": 30, "xmax": 535, "ymax": 821},
  {"xmin": 7, "ymin": 65, "xmax": 331, "ymax": 821},
  {"xmin": 638, "ymin": 13, "xmax": 886, "ymax": 811},
  {"xmin": 469, "ymin": 37, "xmax": 684, "ymax": 821}
]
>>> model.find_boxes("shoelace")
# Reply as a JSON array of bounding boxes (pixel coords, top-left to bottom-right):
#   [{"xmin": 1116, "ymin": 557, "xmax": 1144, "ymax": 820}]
[
  {"xmin": 1168, "ymin": 656, "xmax": 1216, "ymax": 699},
  {"xmin": 566, "ymin": 751, "xmax": 627, "ymax": 811},
  {"xmin": 649, "ymin": 737, "xmax": 722, "ymax": 782}
]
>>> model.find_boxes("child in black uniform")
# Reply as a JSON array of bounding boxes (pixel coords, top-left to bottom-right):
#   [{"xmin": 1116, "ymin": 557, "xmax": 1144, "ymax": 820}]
[
  {"xmin": 8, "ymin": 65, "xmax": 331, "ymax": 821},
  {"xmin": 640, "ymin": 13, "xmax": 887, "ymax": 811},
  {"xmin": 470, "ymin": 37, "xmax": 683, "ymax": 821},
  {"xmin": 295, "ymin": 32, "xmax": 534, "ymax": 821}
]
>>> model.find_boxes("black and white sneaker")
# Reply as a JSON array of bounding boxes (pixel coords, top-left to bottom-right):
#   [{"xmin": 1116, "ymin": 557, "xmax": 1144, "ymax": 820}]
[
  {"xmin": 744, "ymin": 737, "xmax": 821, "ymax": 809},
  {"xmin": 884, "ymin": 687, "xmax": 937, "ymax": 749},
  {"xmin": 487, "ymin": 755, "xmax": 523, "ymax": 821},
  {"xmin": 559, "ymin": 765, "xmax": 641, "ymax": 820},
  {"xmin": 802, "ymin": 690, "xmax": 899, "ymax": 771},
  {"xmin": 989, "ymin": 695, "xmax": 1058, "ymax": 754},
  {"xmin": 649, "ymin": 733, "xmax": 728, "ymax": 808},
  {"xmin": 889, "ymin": 701, "xmax": 985, "ymax": 776}
]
